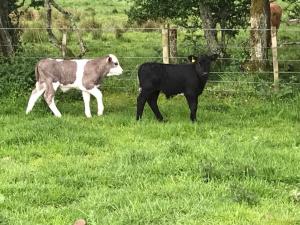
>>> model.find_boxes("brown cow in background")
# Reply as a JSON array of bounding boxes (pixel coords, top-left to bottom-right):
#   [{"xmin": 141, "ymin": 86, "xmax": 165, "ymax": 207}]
[
  {"xmin": 270, "ymin": 1, "xmax": 282, "ymax": 30},
  {"xmin": 267, "ymin": 1, "xmax": 282, "ymax": 47}
]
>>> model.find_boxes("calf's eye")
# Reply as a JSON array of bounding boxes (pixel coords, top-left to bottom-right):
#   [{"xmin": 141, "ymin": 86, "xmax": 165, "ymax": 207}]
[{"xmin": 114, "ymin": 62, "xmax": 119, "ymax": 66}]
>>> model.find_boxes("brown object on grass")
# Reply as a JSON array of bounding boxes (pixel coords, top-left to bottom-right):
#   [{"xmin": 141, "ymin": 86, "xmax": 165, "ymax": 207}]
[{"xmin": 73, "ymin": 219, "xmax": 87, "ymax": 225}]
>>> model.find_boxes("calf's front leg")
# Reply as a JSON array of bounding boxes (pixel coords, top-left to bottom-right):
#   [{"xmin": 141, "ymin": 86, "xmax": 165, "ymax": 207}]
[
  {"xmin": 88, "ymin": 87, "xmax": 104, "ymax": 116},
  {"xmin": 185, "ymin": 95, "xmax": 198, "ymax": 122},
  {"xmin": 82, "ymin": 91, "xmax": 92, "ymax": 118}
]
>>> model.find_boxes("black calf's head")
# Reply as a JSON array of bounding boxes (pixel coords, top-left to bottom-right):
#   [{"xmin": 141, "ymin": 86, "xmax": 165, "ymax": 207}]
[{"xmin": 195, "ymin": 54, "xmax": 218, "ymax": 76}]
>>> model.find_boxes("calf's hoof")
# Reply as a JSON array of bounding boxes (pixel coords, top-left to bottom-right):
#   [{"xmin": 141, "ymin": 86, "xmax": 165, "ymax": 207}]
[{"xmin": 157, "ymin": 118, "xmax": 165, "ymax": 122}]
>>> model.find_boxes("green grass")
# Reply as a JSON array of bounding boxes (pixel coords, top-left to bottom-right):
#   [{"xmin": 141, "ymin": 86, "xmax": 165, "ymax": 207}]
[{"xmin": 0, "ymin": 91, "xmax": 300, "ymax": 225}]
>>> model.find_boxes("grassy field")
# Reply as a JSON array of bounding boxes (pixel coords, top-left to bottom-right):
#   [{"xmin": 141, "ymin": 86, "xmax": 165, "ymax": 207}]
[{"xmin": 0, "ymin": 91, "xmax": 300, "ymax": 225}]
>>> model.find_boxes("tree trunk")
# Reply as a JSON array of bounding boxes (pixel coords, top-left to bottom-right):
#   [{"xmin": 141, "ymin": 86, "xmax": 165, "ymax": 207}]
[
  {"xmin": 50, "ymin": 0, "xmax": 86, "ymax": 57},
  {"xmin": 250, "ymin": 0, "xmax": 269, "ymax": 71},
  {"xmin": 169, "ymin": 28, "xmax": 177, "ymax": 64},
  {"xmin": 44, "ymin": 0, "xmax": 86, "ymax": 58},
  {"xmin": 198, "ymin": 3, "xmax": 220, "ymax": 54},
  {"xmin": 0, "ymin": 1, "xmax": 14, "ymax": 56}
]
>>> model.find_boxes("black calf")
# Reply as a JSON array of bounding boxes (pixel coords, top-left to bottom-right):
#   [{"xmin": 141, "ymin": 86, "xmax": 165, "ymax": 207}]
[{"xmin": 136, "ymin": 54, "xmax": 218, "ymax": 122}]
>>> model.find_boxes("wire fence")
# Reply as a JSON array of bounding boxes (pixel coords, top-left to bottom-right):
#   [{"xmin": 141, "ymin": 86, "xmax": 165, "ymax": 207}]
[
  {"xmin": 1, "ymin": 27, "xmax": 300, "ymax": 31},
  {"xmin": 1, "ymin": 27, "xmax": 300, "ymax": 94}
]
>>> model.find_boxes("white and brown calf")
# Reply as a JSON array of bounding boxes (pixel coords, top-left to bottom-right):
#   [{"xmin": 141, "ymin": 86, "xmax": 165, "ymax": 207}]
[{"xmin": 26, "ymin": 54, "xmax": 123, "ymax": 117}]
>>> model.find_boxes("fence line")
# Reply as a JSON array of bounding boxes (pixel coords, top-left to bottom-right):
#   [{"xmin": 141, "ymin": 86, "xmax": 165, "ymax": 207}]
[
  {"xmin": 2, "ymin": 45, "xmax": 300, "ymax": 49},
  {"xmin": 119, "ymin": 71, "xmax": 300, "ymax": 74},
  {"xmin": 1, "ymin": 27, "xmax": 300, "ymax": 32},
  {"xmin": 1, "ymin": 55, "xmax": 299, "ymax": 63},
  {"xmin": 106, "ymin": 78, "xmax": 300, "ymax": 85},
  {"xmin": 1, "ymin": 26, "xmax": 299, "ymax": 93},
  {"xmin": 116, "ymin": 71, "xmax": 300, "ymax": 74}
]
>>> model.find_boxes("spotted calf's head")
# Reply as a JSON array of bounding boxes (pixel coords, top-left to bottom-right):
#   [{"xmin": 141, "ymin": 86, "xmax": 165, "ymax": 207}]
[{"xmin": 106, "ymin": 54, "xmax": 123, "ymax": 76}]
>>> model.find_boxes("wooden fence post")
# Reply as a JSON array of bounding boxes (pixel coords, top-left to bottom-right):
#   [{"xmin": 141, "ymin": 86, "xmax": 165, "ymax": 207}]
[
  {"xmin": 62, "ymin": 31, "xmax": 67, "ymax": 58},
  {"xmin": 169, "ymin": 28, "xmax": 177, "ymax": 64},
  {"xmin": 271, "ymin": 26, "xmax": 279, "ymax": 91},
  {"xmin": 162, "ymin": 24, "xmax": 170, "ymax": 64}
]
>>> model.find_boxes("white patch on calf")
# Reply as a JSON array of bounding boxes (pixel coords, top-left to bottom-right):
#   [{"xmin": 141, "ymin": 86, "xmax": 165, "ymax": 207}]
[
  {"xmin": 49, "ymin": 99, "xmax": 62, "ymax": 117},
  {"xmin": 58, "ymin": 59, "xmax": 90, "ymax": 91},
  {"xmin": 52, "ymin": 82, "xmax": 60, "ymax": 91},
  {"xmin": 74, "ymin": 59, "xmax": 90, "ymax": 90}
]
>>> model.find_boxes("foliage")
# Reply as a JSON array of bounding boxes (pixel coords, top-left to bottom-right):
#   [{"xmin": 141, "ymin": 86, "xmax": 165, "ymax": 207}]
[
  {"xmin": 21, "ymin": 21, "xmax": 48, "ymax": 43},
  {"xmin": 0, "ymin": 55, "xmax": 36, "ymax": 96},
  {"xmin": 128, "ymin": 0, "xmax": 251, "ymax": 29},
  {"xmin": 127, "ymin": 0, "xmax": 251, "ymax": 53},
  {"xmin": 282, "ymin": 0, "xmax": 300, "ymax": 19}
]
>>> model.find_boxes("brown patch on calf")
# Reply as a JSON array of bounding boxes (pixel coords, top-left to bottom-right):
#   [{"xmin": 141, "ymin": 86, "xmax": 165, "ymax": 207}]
[
  {"xmin": 36, "ymin": 59, "xmax": 77, "ymax": 105},
  {"xmin": 82, "ymin": 57, "xmax": 111, "ymax": 90},
  {"xmin": 58, "ymin": 60, "xmax": 77, "ymax": 85},
  {"xmin": 37, "ymin": 59, "xmax": 77, "ymax": 85}
]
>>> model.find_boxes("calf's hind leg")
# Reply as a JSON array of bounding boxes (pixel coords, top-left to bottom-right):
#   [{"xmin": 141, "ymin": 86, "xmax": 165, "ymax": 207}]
[
  {"xmin": 147, "ymin": 91, "xmax": 163, "ymax": 121},
  {"xmin": 136, "ymin": 92, "xmax": 148, "ymax": 120},
  {"xmin": 26, "ymin": 82, "xmax": 46, "ymax": 114},
  {"xmin": 44, "ymin": 82, "xmax": 62, "ymax": 117}
]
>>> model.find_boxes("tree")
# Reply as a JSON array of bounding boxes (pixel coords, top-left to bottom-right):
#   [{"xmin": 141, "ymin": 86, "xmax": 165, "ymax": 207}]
[
  {"xmin": 0, "ymin": 0, "xmax": 86, "ymax": 57},
  {"xmin": 43, "ymin": 0, "xmax": 86, "ymax": 57},
  {"xmin": 250, "ymin": 0, "xmax": 270, "ymax": 71},
  {"xmin": 127, "ymin": 0, "xmax": 250, "ymax": 55},
  {"xmin": 0, "ymin": 0, "xmax": 24, "ymax": 56}
]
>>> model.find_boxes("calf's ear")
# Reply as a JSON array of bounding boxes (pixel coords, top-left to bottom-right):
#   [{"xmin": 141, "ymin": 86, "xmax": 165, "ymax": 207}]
[
  {"xmin": 107, "ymin": 56, "xmax": 112, "ymax": 63},
  {"xmin": 209, "ymin": 54, "xmax": 219, "ymax": 61},
  {"xmin": 188, "ymin": 55, "xmax": 197, "ymax": 63}
]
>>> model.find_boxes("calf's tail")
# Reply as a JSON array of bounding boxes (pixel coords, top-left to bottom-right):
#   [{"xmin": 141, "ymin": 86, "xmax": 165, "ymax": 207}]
[{"xmin": 35, "ymin": 63, "xmax": 40, "ymax": 81}]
